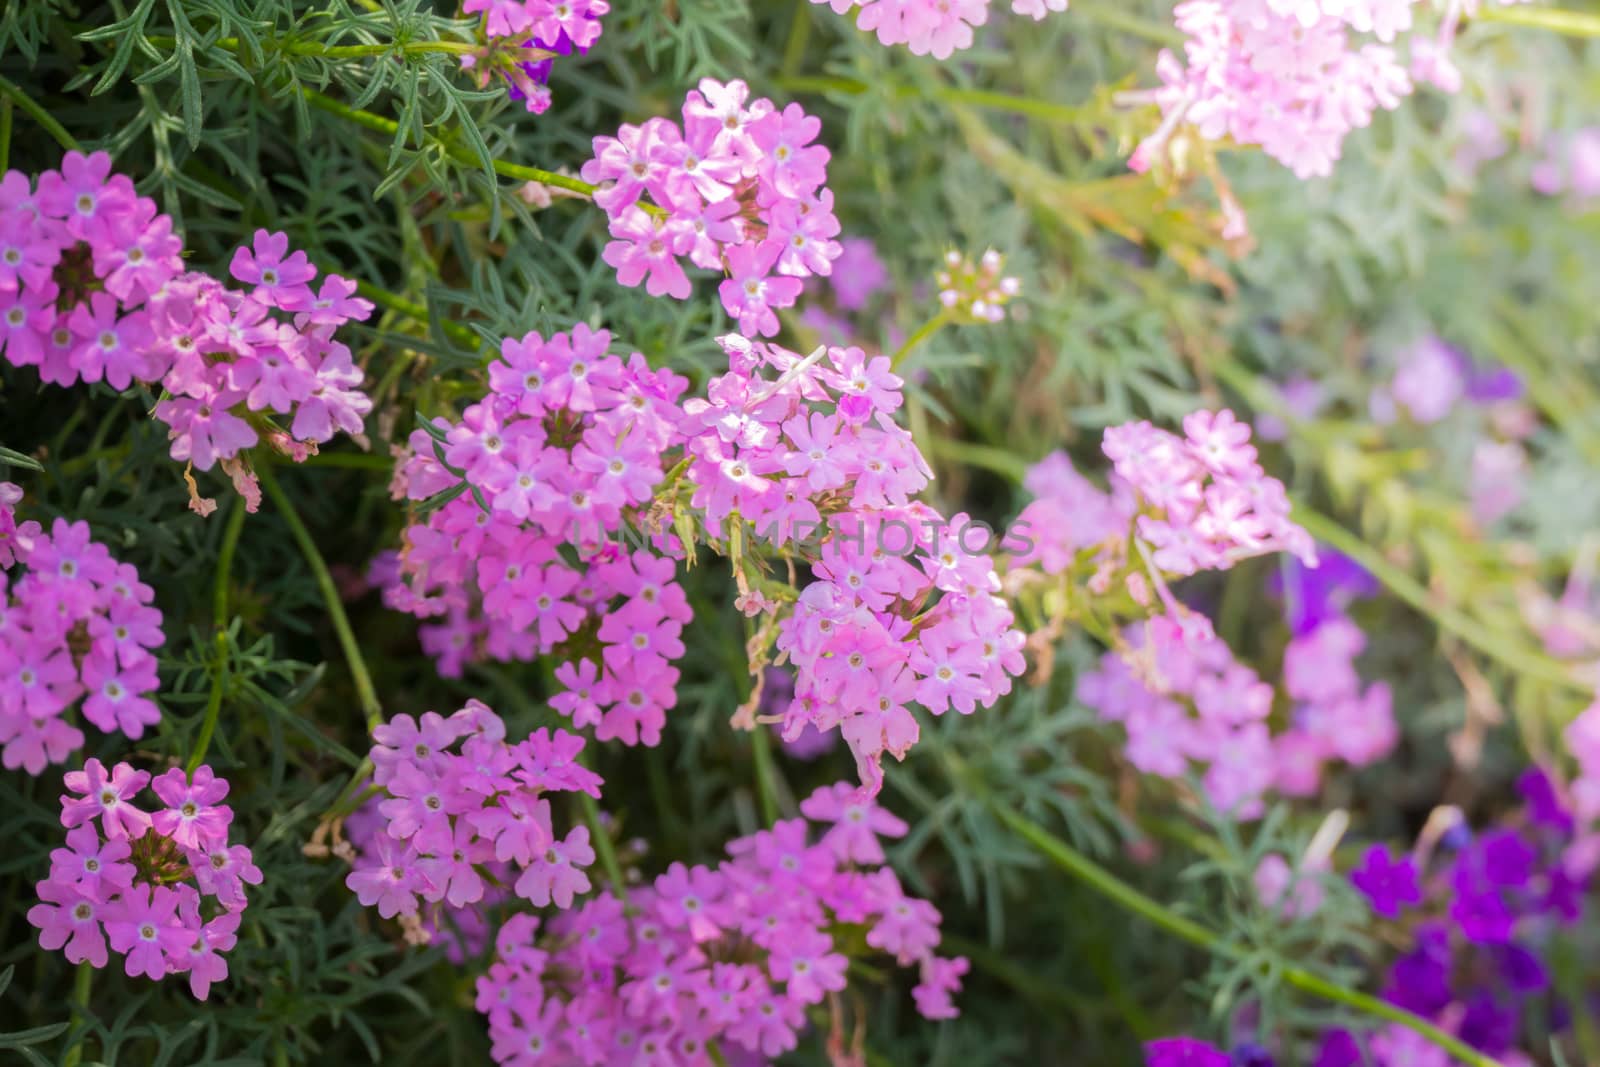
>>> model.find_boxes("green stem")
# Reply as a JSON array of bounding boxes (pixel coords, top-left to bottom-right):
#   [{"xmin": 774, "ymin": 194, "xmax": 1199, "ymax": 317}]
[
  {"xmin": 298, "ymin": 87, "xmax": 601, "ymax": 201},
  {"xmin": 0, "ymin": 74, "xmax": 81, "ymax": 151},
  {"xmin": 924, "ymin": 437, "xmax": 1029, "ymax": 482},
  {"xmin": 145, "ymin": 34, "xmax": 485, "ymax": 58},
  {"xmin": 325, "ymin": 761, "xmax": 377, "ymax": 818},
  {"xmin": 1474, "ymin": 4, "xmax": 1600, "ymax": 36},
  {"xmin": 186, "ymin": 498, "xmax": 247, "ymax": 773},
  {"xmin": 1292, "ymin": 507, "xmax": 1588, "ymax": 697},
  {"xmin": 992, "ymin": 804, "xmax": 1505, "ymax": 1067},
  {"xmin": 62, "ymin": 960, "xmax": 93, "ymax": 1067},
  {"xmin": 578, "ymin": 789, "xmax": 628, "ymax": 898},
  {"xmin": 890, "ymin": 309, "xmax": 951, "ymax": 370},
  {"xmin": 775, "ymin": 76, "xmax": 1087, "ymax": 125},
  {"xmin": 779, "ymin": 0, "xmax": 812, "ymax": 77},
  {"xmin": 353, "ymin": 278, "xmax": 484, "ymax": 350},
  {"xmin": 1, "ymin": 94, "xmax": 12, "ymax": 172},
  {"xmin": 750, "ymin": 719, "xmax": 782, "ymax": 827},
  {"xmin": 257, "ymin": 464, "xmax": 383, "ymax": 728},
  {"xmin": 1070, "ymin": 0, "xmax": 1186, "ymax": 46}
]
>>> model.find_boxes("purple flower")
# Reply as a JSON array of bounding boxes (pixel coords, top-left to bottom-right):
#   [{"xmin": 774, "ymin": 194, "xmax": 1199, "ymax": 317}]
[
  {"xmin": 1458, "ymin": 988, "xmax": 1518, "ymax": 1054},
  {"xmin": 1451, "ymin": 887, "xmax": 1518, "ymax": 943},
  {"xmin": 1466, "ymin": 365, "xmax": 1524, "ymax": 404},
  {"xmin": 1268, "ymin": 550, "xmax": 1377, "ymax": 635},
  {"xmin": 1145, "ymin": 1038, "xmax": 1230, "ymax": 1067},
  {"xmin": 1229, "ymin": 1042, "xmax": 1274, "ymax": 1067},
  {"xmin": 1382, "ymin": 924, "xmax": 1453, "ymax": 1016},
  {"xmin": 1489, "ymin": 942, "xmax": 1549, "ymax": 995},
  {"xmin": 1478, "ymin": 830, "xmax": 1537, "ymax": 888},
  {"xmin": 1311, "ymin": 1030, "xmax": 1364, "ymax": 1067},
  {"xmin": 1349, "ymin": 844, "xmax": 1421, "ymax": 919},
  {"xmin": 1516, "ymin": 768, "xmax": 1574, "ymax": 837}
]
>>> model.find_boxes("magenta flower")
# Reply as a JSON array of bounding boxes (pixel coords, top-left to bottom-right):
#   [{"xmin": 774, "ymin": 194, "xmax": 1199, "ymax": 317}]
[
  {"xmin": 66, "ymin": 292, "xmax": 154, "ymax": 390},
  {"xmin": 104, "ymin": 883, "xmax": 196, "ymax": 979},
  {"xmin": 345, "ymin": 834, "xmax": 425, "ymax": 918},
  {"xmin": 188, "ymin": 841, "xmax": 263, "ymax": 909},
  {"xmin": 827, "ymin": 236, "xmax": 888, "ymax": 310},
  {"xmin": 1350, "ymin": 844, "xmax": 1423, "ymax": 919},
  {"xmin": 80, "ymin": 653, "xmax": 161, "ymax": 739},
  {"xmin": 180, "ymin": 909, "xmax": 240, "ymax": 1000},
  {"xmin": 48, "ymin": 823, "xmax": 134, "ymax": 898},
  {"xmin": 718, "ymin": 241, "xmax": 802, "ymax": 338},
  {"xmin": 36, "ymin": 150, "xmax": 134, "ymax": 241},
  {"xmin": 601, "ymin": 207, "xmax": 692, "ymax": 299},
  {"xmin": 749, "ymin": 102, "xmax": 830, "ymax": 199},
  {"xmin": 27, "ymin": 880, "xmax": 109, "ymax": 967},
  {"xmin": 1144, "ymin": 1037, "xmax": 1230, "ymax": 1067},
  {"xmin": 799, "ymin": 781, "xmax": 908, "ymax": 865},
  {"xmin": 228, "ymin": 228, "xmax": 317, "ymax": 306},
  {"xmin": 61, "ymin": 758, "xmax": 152, "ymax": 839},
  {"xmin": 151, "ymin": 766, "xmax": 234, "ymax": 850},
  {"xmin": 769, "ymin": 928, "xmax": 847, "ymax": 1004},
  {"xmin": 514, "ymin": 824, "xmax": 594, "ymax": 907}
]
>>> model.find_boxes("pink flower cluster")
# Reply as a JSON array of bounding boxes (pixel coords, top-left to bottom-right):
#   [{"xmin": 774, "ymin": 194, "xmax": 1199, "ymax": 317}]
[
  {"xmin": 0, "ymin": 504, "xmax": 165, "ymax": 774},
  {"xmin": 1007, "ymin": 451, "xmax": 1131, "ymax": 575},
  {"xmin": 459, "ymin": 0, "xmax": 608, "ymax": 113},
  {"xmin": 0, "ymin": 480, "xmax": 38, "ymax": 568},
  {"xmin": 1079, "ymin": 608, "xmax": 1397, "ymax": 815},
  {"xmin": 345, "ymin": 700, "xmax": 601, "ymax": 920},
  {"xmin": 1135, "ymin": 0, "xmax": 1414, "ymax": 179},
  {"xmin": 1273, "ymin": 614, "xmax": 1398, "ymax": 796},
  {"xmin": 1102, "ymin": 409, "xmax": 1316, "ymax": 577},
  {"xmin": 676, "ymin": 334, "xmax": 1025, "ymax": 794},
  {"xmin": 27, "ymin": 759, "xmax": 259, "ymax": 998},
  {"xmin": 464, "ymin": 0, "xmax": 607, "ymax": 44},
  {"xmin": 1079, "ymin": 610, "xmax": 1280, "ymax": 816},
  {"xmin": 381, "ymin": 325, "xmax": 693, "ymax": 744},
  {"xmin": 936, "ymin": 248, "xmax": 1022, "ymax": 324},
  {"xmin": 809, "ymin": 0, "xmax": 1069, "ymax": 59},
  {"xmin": 474, "ymin": 782, "xmax": 965, "ymax": 1065},
  {"xmin": 776, "ymin": 505, "xmax": 1027, "ymax": 796},
  {"xmin": 581, "ymin": 80, "xmax": 839, "ymax": 337},
  {"xmin": 683, "ymin": 335, "xmax": 929, "ymax": 534},
  {"xmin": 1, "ymin": 154, "xmax": 373, "ymax": 507}
]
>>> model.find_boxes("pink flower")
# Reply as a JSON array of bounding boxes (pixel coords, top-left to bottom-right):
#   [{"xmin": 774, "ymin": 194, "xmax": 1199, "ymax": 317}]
[
  {"xmin": 27, "ymin": 880, "xmax": 109, "ymax": 967},
  {"xmin": 36, "ymin": 150, "xmax": 134, "ymax": 242},
  {"xmin": 514, "ymin": 824, "xmax": 594, "ymax": 908},
  {"xmin": 345, "ymin": 834, "xmax": 425, "ymax": 918},
  {"xmin": 61, "ymin": 758, "xmax": 152, "ymax": 839},
  {"xmin": 601, "ymin": 207, "xmax": 692, "ymax": 299},
  {"xmin": 912, "ymin": 954, "xmax": 969, "ymax": 1019},
  {"xmin": 1182, "ymin": 408, "xmax": 1258, "ymax": 476},
  {"xmin": 48, "ymin": 823, "xmax": 135, "ymax": 898},
  {"xmin": 799, "ymin": 782, "xmax": 908, "ymax": 864},
  {"xmin": 151, "ymin": 766, "xmax": 234, "ymax": 850},
  {"xmin": 188, "ymin": 842, "xmax": 263, "ymax": 908},
  {"xmin": 181, "ymin": 910, "xmax": 240, "ymax": 1000},
  {"xmin": 104, "ymin": 883, "xmax": 196, "ymax": 979},
  {"xmin": 749, "ymin": 103, "xmax": 829, "ymax": 198},
  {"xmin": 79, "ymin": 654, "xmax": 161, "ymax": 739},
  {"xmin": 719, "ymin": 241, "xmax": 802, "ymax": 338},
  {"xmin": 153, "ymin": 386, "xmax": 260, "ymax": 471},
  {"xmin": 228, "ymin": 229, "xmax": 317, "ymax": 307}
]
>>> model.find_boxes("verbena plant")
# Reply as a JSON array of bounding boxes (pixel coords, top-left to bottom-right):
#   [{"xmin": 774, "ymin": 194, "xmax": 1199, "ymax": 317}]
[{"xmin": 1, "ymin": 1, "xmax": 1598, "ymax": 1065}]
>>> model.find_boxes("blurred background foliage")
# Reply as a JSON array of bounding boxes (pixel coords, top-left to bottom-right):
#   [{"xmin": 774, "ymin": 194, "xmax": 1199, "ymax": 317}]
[{"xmin": 2, "ymin": 0, "xmax": 1599, "ymax": 1063}]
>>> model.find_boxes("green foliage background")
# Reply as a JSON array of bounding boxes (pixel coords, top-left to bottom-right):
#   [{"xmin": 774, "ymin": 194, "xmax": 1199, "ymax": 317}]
[{"xmin": 2, "ymin": 1, "xmax": 1599, "ymax": 1063}]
